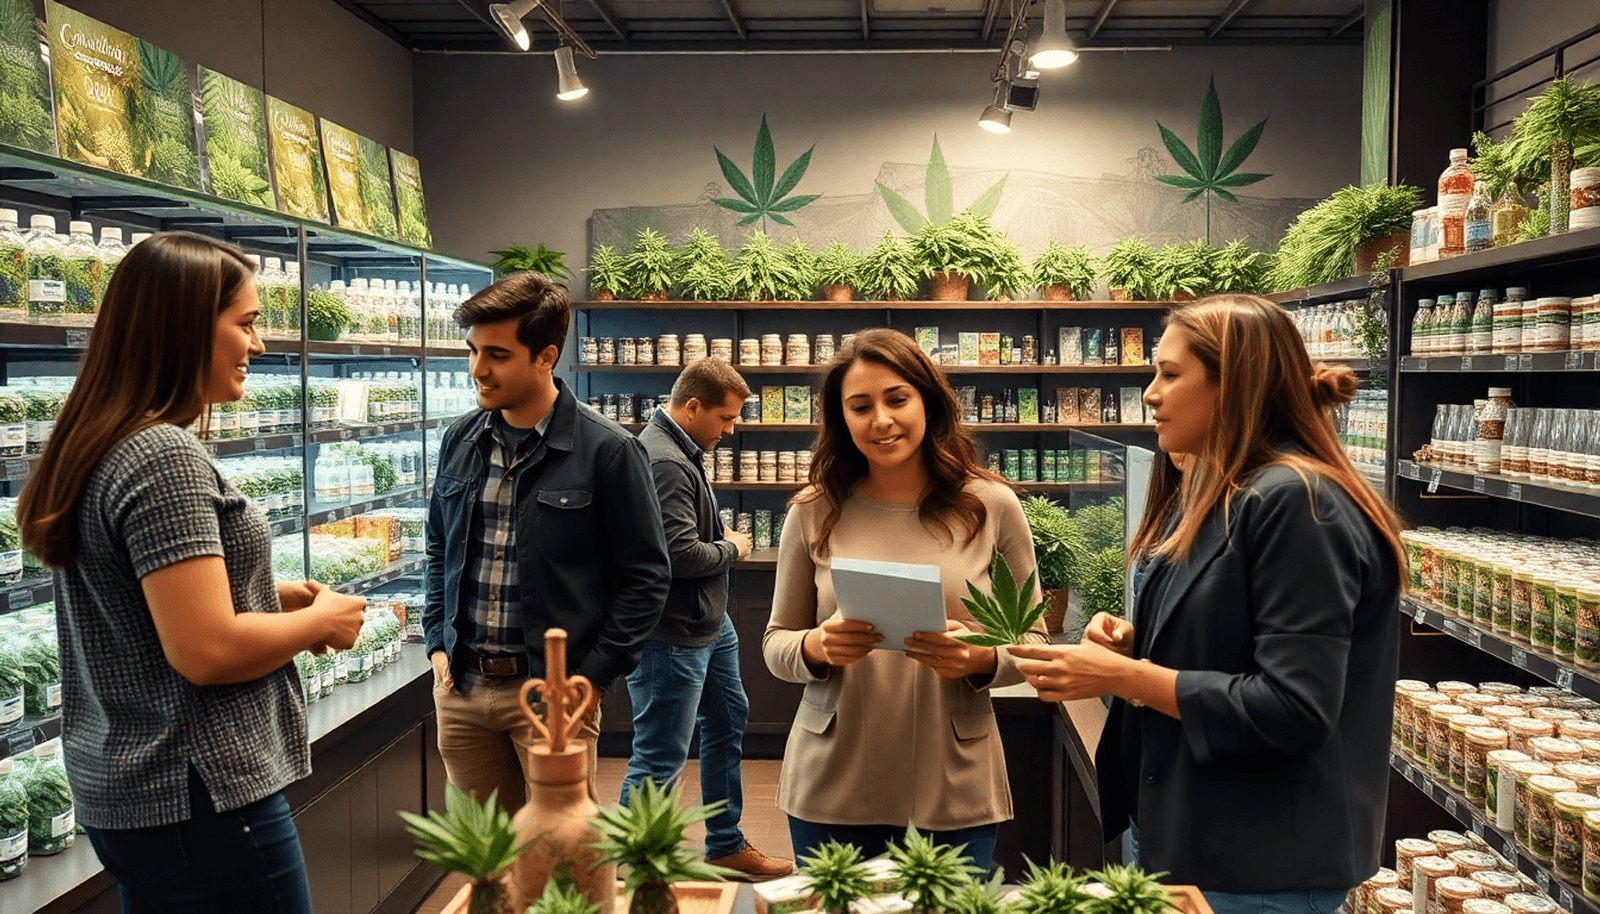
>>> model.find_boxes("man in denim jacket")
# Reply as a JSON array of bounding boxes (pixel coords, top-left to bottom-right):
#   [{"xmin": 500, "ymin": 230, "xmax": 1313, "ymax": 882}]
[{"xmin": 423, "ymin": 271, "xmax": 670, "ymax": 808}]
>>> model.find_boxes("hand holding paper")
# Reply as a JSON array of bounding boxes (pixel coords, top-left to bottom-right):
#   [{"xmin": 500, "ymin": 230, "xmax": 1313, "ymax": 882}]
[{"xmin": 830, "ymin": 557, "xmax": 949, "ymax": 652}]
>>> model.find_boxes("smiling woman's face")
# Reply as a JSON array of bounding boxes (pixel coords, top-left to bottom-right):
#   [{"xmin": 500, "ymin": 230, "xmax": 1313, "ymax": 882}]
[
  {"xmin": 841, "ymin": 359, "xmax": 927, "ymax": 475},
  {"xmin": 206, "ymin": 285, "xmax": 265, "ymax": 404},
  {"xmin": 1143, "ymin": 323, "xmax": 1219, "ymax": 457}
]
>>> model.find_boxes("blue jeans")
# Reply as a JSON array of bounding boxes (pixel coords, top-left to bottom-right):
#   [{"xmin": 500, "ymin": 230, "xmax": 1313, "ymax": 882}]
[
  {"xmin": 621, "ymin": 613, "xmax": 750, "ymax": 859},
  {"xmin": 85, "ymin": 767, "xmax": 312, "ymax": 914},
  {"xmin": 787, "ymin": 817, "xmax": 999, "ymax": 875},
  {"xmin": 1126, "ymin": 826, "xmax": 1345, "ymax": 914}
]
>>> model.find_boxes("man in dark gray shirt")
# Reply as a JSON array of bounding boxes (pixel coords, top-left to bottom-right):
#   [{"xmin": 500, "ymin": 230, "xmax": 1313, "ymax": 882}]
[{"xmin": 622, "ymin": 358, "xmax": 792, "ymax": 880}]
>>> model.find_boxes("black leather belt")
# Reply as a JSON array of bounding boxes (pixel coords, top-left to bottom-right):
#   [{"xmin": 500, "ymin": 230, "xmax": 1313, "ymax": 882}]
[{"xmin": 460, "ymin": 648, "xmax": 528, "ymax": 678}]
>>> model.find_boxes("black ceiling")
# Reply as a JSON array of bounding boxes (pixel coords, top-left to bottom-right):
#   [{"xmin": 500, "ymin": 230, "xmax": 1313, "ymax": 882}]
[{"xmin": 335, "ymin": 0, "xmax": 1365, "ymax": 53}]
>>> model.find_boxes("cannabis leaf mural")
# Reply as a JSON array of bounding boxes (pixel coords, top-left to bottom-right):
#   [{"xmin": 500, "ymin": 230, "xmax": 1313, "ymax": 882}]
[
  {"xmin": 713, "ymin": 115, "xmax": 819, "ymax": 231},
  {"xmin": 1154, "ymin": 76, "xmax": 1269, "ymax": 244},
  {"xmin": 877, "ymin": 136, "xmax": 1006, "ymax": 234}
]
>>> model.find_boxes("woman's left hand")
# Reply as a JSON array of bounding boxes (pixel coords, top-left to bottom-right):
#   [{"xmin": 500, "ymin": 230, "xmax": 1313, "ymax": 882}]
[
  {"xmin": 1009, "ymin": 641, "xmax": 1133, "ymax": 702},
  {"xmin": 276, "ymin": 579, "xmax": 324, "ymax": 612},
  {"xmin": 905, "ymin": 620, "xmax": 998, "ymax": 679}
]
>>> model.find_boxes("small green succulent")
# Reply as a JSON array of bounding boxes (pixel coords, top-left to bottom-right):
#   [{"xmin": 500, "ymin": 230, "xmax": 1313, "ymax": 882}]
[
  {"xmin": 883, "ymin": 827, "xmax": 982, "ymax": 914},
  {"xmin": 799, "ymin": 841, "xmax": 876, "ymax": 914}
]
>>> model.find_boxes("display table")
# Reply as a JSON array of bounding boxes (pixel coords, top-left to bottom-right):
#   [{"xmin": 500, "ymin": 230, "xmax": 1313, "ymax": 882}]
[{"xmin": 2, "ymin": 644, "xmax": 441, "ymax": 914}]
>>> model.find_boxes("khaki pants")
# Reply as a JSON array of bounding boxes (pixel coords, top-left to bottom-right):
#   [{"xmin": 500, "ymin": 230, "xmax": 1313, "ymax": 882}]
[{"xmin": 433, "ymin": 669, "xmax": 602, "ymax": 812}]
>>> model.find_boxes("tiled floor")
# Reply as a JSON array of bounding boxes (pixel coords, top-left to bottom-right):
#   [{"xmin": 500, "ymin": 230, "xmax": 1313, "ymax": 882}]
[{"xmin": 409, "ymin": 757, "xmax": 791, "ymax": 914}]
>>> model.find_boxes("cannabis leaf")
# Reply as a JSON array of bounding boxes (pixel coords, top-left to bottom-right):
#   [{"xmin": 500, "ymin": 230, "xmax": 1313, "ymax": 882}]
[
  {"xmin": 713, "ymin": 115, "xmax": 820, "ymax": 231},
  {"xmin": 878, "ymin": 136, "xmax": 1007, "ymax": 233},
  {"xmin": 957, "ymin": 553, "xmax": 1048, "ymax": 647},
  {"xmin": 1154, "ymin": 76, "xmax": 1269, "ymax": 244}
]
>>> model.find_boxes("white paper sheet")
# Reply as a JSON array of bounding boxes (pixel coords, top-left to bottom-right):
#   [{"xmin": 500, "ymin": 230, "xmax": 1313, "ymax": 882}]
[{"xmin": 830, "ymin": 557, "xmax": 948, "ymax": 652}]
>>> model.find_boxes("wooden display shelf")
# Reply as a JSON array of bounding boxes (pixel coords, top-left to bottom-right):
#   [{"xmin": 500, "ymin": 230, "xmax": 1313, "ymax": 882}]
[
  {"xmin": 577, "ymin": 363, "xmax": 1156, "ymax": 375},
  {"xmin": 573, "ymin": 299, "xmax": 1178, "ymax": 311}
]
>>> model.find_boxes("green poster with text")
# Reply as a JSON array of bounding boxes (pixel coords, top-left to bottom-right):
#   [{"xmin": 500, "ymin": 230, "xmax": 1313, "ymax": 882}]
[
  {"xmin": 199, "ymin": 66, "xmax": 272, "ymax": 209},
  {"xmin": 266, "ymin": 94, "xmax": 327, "ymax": 222},
  {"xmin": 319, "ymin": 118, "xmax": 367, "ymax": 233},
  {"xmin": 390, "ymin": 148, "xmax": 430, "ymax": 248},
  {"xmin": 356, "ymin": 134, "xmax": 397, "ymax": 240},
  {"xmin": 0, "ymin": 0, "xmax": 55, "ymax": 154}
]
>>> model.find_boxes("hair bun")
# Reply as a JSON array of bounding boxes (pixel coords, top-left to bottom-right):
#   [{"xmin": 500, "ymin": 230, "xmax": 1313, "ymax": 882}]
[{"xmin": 1309, "ymin": 363, "xmax": 1358, "ymax": 409}]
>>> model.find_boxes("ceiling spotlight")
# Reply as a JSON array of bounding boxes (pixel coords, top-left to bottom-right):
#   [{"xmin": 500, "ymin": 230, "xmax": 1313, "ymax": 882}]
[
  {"xmin": 555, "ymin": 45, "xmax": 589, "ymax": 100},
  {"xmin": 979, "ymin": 86, "xmax": 1012, "ymax": 134},
  {"xmin": 1029, "ymin": 0, "xmax": 1079, "ymax": 69},
  {"xmin": 489, "ymin": 0, "xmax": 539, "ymax": 50}
]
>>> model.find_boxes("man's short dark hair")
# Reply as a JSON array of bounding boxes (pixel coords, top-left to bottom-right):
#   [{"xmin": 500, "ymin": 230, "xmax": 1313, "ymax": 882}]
[
  {"xmin": 669, "ymin": 358, "xmax": 751, "ymax": 408},
  {"xmin": 453, "ymin": 271, "xmax": 571, "ymax": 360}
]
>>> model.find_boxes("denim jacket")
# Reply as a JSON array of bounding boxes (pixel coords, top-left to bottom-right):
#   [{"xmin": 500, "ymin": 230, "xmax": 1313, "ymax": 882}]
[{"xmin": 423, "ymin": 379, "xmax": 671, "ymax": 691}]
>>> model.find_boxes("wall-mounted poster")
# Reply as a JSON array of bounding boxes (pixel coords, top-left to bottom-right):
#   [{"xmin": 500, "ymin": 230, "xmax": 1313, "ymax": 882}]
[
  {"xmin": 44, "ymin": 1, "xmax": 201, "ymax": 190},
  {"xmin": 319, "ymin": 118, "xmax": 364, "ymax": 232},
  {"xmin": 356, "ymin": 134, "xmax": 397, "ymax": 240},
  {"xmin": 199, "ymin": 66, "xmax": 272, "ymax": 209},
  {"xmin": 0, "ymin": 0, "xmax": 55, "ymax": 154},
  {"xmin": 389, "ymin": 148, "xmax": 430, "ymax": 248},
  {"xmin": 265, "ymin": 94, "xmax": 327, "ymax": 222}
]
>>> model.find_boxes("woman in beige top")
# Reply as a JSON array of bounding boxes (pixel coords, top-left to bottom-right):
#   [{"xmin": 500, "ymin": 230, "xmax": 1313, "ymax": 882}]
[{"xmin": 763, "ymin": 328, "xmax": 1038, "ymax": 872}]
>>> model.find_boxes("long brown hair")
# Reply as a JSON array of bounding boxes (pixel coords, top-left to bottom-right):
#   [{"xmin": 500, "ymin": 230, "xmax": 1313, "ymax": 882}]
[
  {"xmin": 1129, "ymin": 295, "xmax": 1406, "ymax": 585},
  {"xmin": 19, "ymin": 232, "xmax": 256, "ymax": 568},
  {"xmin": 796, "ymin": 328, "xmax": 1007, "ymax": 554}
]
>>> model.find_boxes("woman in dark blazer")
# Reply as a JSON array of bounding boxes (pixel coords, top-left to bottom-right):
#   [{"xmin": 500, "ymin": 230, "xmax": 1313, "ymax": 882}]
[{"xmin": 1012, "ymin": 295, "xmax": 1406, "ymax": 914}]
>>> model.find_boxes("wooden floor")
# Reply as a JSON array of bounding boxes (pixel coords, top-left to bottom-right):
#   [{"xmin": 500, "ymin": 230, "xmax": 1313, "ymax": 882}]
[{"xmin": 409, "ymin": 757, "xmax": 792, "ymax": 914}]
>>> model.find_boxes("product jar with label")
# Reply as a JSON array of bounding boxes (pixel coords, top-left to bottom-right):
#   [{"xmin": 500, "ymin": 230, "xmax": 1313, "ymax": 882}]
[
  {"xmin": 1412, "ymin": 856, "xmax": 1458, "ymax": 914},
  {"xmin": 761, "ymin": 334, "xmax": 784, "ymax": 366},
  {"xmin": 1445, "ymin": 850, "xmax": 1497, "ymax": 878},
  {"xmin": 786, "ymin": 334, "xmax": 810, "ymax": 366},
  {"xmin": 637, "ymin": 336, "xmax": 655, "ymax": 365},
  {"xmin": 684, "ymin": 333, "xmax": 708, "ymax": 363},
  {"xmin": 1529, "ymin": 734, "xmax": 1580, "ymax": 763},
  {"xmin": 1585, "ymin": 808, "xmax": 1600, "ymax": 901},
  {"xmin": 1525, "ymin": 772, "xmax": 1577, "ymax": 859},
  {"xmin": 758, "ymin": 450, "xmax": 778, "ymax": 483},
  {"xmin": 1509, "ymin": 759, "xmax": 1556, "ymax": 841},
  {"xmin": 1429, "ymin": 705, "xmax": 1470, "ymax": 775},
  {"xmin": 739, "ymin": 338, "xmax": 761, "ymax": 365},
  {"xmin": 1397, "ymin": 680, "xmax": 1431, "ymax": 749},
  {"xmin": 1397, "ymin": 838, "xmax": 1441, "ymax": 884},
  {"xmin": 1450, "ymin": 715, "xmax": 1493, "ymax": 789},
  {"xmin": 1461, "ymin": 901, "xmax": 1510, "ymax": 914},
  {"xmin": 1468, "ymin": 871, "xmax": 1520, "ymax": 903},
  {"xmin": 1435, "ymin": 877, "xmax": 1483, "ymax": 914},
  {"xmin": 1507, "ymin": 717, "xmax": 1555, "ymax": 754},
  {"xmin": 1553, "ymin": 790, "xmax": 1600, "ymax": 882},
  {"xmin": 1465, "ymin": 727, "xmax": 1510, "ymax": 805},
  {"xmin": 1377, "ymin": 887, "xmax": 1416, "ymax": 914},
  {"xmin": 1503, "ymin": 894, "xmax": 1556, "ymax": 914},
  {"xmin": 710, "ymin": 338, "xmax": 734, "ymax": 362},
  {"xmin": 658, "ymin": 334, "xmax": 681, "ymax": 366}
]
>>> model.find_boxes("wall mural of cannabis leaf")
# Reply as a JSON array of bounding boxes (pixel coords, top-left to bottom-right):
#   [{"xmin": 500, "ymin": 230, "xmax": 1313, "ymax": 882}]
[
  {"xmin": 1154, "ymin": 76, "xmax": 1269, "ymax": 244},
  {"xmin": 878, "ymin": 135, "xmax": 1006, "ymax": 233},
  {"xmin": 713, "ymin": 114, "xmax": 820, "ymax": 231}
]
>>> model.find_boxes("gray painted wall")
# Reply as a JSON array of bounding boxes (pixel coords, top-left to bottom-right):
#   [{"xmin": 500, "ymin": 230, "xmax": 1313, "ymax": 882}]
[
  {"xmin": 53, "ymin": 0, "xmax": 415, "ymax": 152},
  {"xmin": 413, "ymin": 45, "xmax": 1361, "ymax": 268},
  {"xmin": 1488, "ymin": 0, "xmax": 1600, "ymax": 77}
]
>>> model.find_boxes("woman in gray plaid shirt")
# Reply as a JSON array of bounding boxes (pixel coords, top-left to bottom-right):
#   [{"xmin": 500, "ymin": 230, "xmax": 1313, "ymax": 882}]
[{"xmin": 18, "ymin": 233, "xmax": 368, "ymax": 913}]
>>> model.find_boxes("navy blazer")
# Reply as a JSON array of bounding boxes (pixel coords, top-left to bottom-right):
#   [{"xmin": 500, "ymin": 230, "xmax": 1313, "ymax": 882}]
[{"xmin": 1096, "ymin": 462, "xmax": 1399, "ymax": 893}]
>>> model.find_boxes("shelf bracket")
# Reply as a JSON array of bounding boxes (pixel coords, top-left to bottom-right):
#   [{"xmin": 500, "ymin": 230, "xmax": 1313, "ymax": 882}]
[
  {"xmin": 160, "ymin": 215, "xmax": 226, "ymax": 230},
  {"xmin": 70, "ymin": 195, "xmax": 189, "ymax": 220}
]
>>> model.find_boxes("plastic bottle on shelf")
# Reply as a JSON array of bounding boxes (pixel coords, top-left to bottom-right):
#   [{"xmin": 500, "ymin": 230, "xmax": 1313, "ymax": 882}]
[
  {"xmin": 385, "ymin": 279, "xmax": 400, "ymax": 342},
  {"xmin": 258, "ymin": 257, "xmax": 287, "ymax": 338},
  {"xmin": 282, "ymin": 261, "xmax": 302, "ymax": 336},
  {"xmin": 95, "ymin": 227, "xmax": 125, "ymax": 302},
  {"xmin": 351, "ymin": 461, "xmax": 375, "ymax": 498},
  {"xmin": 0, "ymin": 209, "xmax": 26, "ymax": 318},
  {"xmin": 1437, "ymin": 148, "xmax": 1474, "ymax": 259},
  {"xmin": 1448, "ymin": 293, "xmax": 1472, "ymax": 355},
  {"xmin": 1464, "ymin": 180, "xmax": 1493, "ymax": 254},
  {"xmin": 128, "ymin": 232, "xmax": 151, "ymax": 246},
  {"xmin": 60, "ymin": 221, "xmax": 101, "ymax": 323},
  {"xmin": 347, "ymin": 278, "xmax": 370, "ymax": 342},
  {"xmin": 1412, "ymin": 299, "xmax": 1434, "ymax": 356},
  {"xmin": 1470, "ymin": 290, "xmax": 1495, "ymax": 354},
  {"xmin": 24, "ymin": 215, "xmax": 65, "ymax": 322}
]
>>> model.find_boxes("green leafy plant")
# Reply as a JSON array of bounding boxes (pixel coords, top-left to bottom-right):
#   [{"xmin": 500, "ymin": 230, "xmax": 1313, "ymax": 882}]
[
  {"xmin": 1503, "ymin": 77, "xmax": 1600, "ymax": 234},
  {"xmin": 0, "ymin": 760, "xmax": 25, "ymax": 878},
  {"xmin": 1209, "ymin": 240, "xmax": 1269, "ymax": 294},
  {"xmin": 729, "ymin": 232, "xmax": 806, "ymax": 301},
  {"xmin": 713, "ymin": 115, "xmax": 820, "ymax": 231},
  {"xmin": 957, "ymin": 553, "xmax": 1048, "ymax": 647},
  {"xmin": 814, "ymin": 242, "xmax": 863, "ymax": 290},
  {"xmin": 586, "ymin": 244, "xmax": 628, "ymax": 298},
  {"xmin": 1012, "ymin": 859, "xmax": 1095, "ymax": 914},
  {"xmin": 400, "ymin": 784, "xmax": 526, "ymax": 914},
  {"xmin": 1470, "ymin": 130, "xmax": 1525, "ymax": 202},
  {"xmin": 591, "ymin": 778, "xmax": 733, "ymax": 914},
  {"xmin": 23, "ymin": 747, "xmax": 71, "ymax": 855},
  {"xmin": 623, "ymin": 229, "xmax": 680, "ymax": 300},
  {"xmin": 1020, "ymin": 496, "xmax": 1081, "ymax": 593},
  {"xmin": 1154, "ymin": 76, "xmax": 1270, "ymax": 244},
  {"xmin": 947, "ymin": 870, "xmax": 1014, "ymax": 914},
  {"xmin": 910, "ymin": 211, "xmax": 1011, "ymax": 281},
  {"xmin": 1268, "ymin": 184, "xmax": 1422, "ymax": 291},
  {"xmin": 859, "ymin": 231, "xmax": 921, "ymax": 301},
  {"xmin": 883, "ymin": 827, "xmax": 982, "ymax": 914},
  {"xmin": 879, "ymin": 136, "xmax": 1007, "ymax": 233},
  {"xmin": 677, "ymin": 229, "xmax": 734, "ymax": 302},
  {"xmin": 524, "ymin": 879, "xmax": 603, "ymax": 914},
  {"xmin": 1067, "ymin": 497, "xmax": 1128, "ymax": 619},
  {"xmin": 798, "ymin": 841, "xmax": 876, "ymax": 914},
  {"xmin": 984, "ymin": 236, "xmax": 1031, "ymax": 300},
  {"xmin": 1101, "ymin": 237, "xmax": 1155, "ymax": 300},
  {"xmin": 1355, "ymin": 248, "xmax": 1396, "ymax": 385},
  {"xmin": 783, "ymin": 239, "xmax": 819, "ymax": 300},
  {"xmin": 1146, "ymin": 241, "xmax": 1213, "ymax": 301},
  {"xmin": 491, "ymin": 243, "xmax": 571, "ymax": 283},
  {"xmin": 1517, "ymin": 189, "xmax": 1554, "ymax": 241},
  {"xmin": 1029, "ymin": 242, "xmax": 1099, "ymax": 300},
  {"xmin": 1083, "ymin": 865, "xmax": 1173, "ymax": 914},
  {"xmin": 307, "ymin": 288, "xmax": 352, "ymax": 342}
]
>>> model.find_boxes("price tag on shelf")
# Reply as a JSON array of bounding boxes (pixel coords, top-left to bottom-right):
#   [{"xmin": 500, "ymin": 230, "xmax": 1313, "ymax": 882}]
[
  {"xmin": 4, "ymin": 460, "xmax": 27, "ymax": 479},
  {"xmin": 7, "ymin": 731, "xmax": 34, "ymax": 758},
  {"xmin": 1513, "ymin": 648, "xmax": 1530, "ymax": 670},
  {"xmin": 1508, "ymin": 484, "xmax": 1523, "ymax": 501},
  {"xmin": 1520, "ymin": 354, "xmax": 1535, "ymax": 371},
  {"xmin": 1422, "ymin": 778, "xmax": 1435, "ymax": 799},
  {"xmin": 8, "ymin": 589, "xmax": 30, "ymax": 610},
  {"xmin": 1444, "ymin": 619, "xmax": 1460, "ymax": 635},
  {"xmin": 1505, "ymin": 356, "xmax": 1518, "ymax": 371},
  {"xmin": 64, "ymin": 329, "xmax": 88, "ymax": 348},
  {"xmin": 1447, "ymin": 797, "xmax": 1459, "ymax": 817},
  {"xmin": 1567, "ymin": 351, "xmax": 1583, "ymax": 370},
  {"xmin": 1537, "ymin": 871, "xmax": 1550, "ymax": 893},
  {"xmin": 382, "ymin": 347, "xmax": 393, "ymax": 357},
  {"xmin": 1428, "ymin": 468, "xmax": 1443, "ymax": 494},
  {"xmin": 254, "ymin": 439, "xmax": 266, "ymax": 453},
  {"xmin": 1560, "ymin": 668, "xmax": 1575, "ymax": 690},
  {"xmin": 1503, "ymin": 837, "xmax": 1517, "ymax": 859},
  {"xmin": 1471, "ymin": 819, "xmax": 1486, "ymax": 838},
  {"xmin": 1462, "ymin": 357, "xmax": 1473, "ymax": 371},
  {"xmin": 1467, "ymin": 629, "xmax": 1483, "ymax": 649},
  {"xmin": 340, "ymin": 428, "xmax": 353, "ymax": 440},
  {"xmin": 1417, "ymin": 359, "xmax": 1428, "ymax": 371},
  {"xmin": 1473, "ymin": 476, "xmax": 1486, "ymax": 492},
  {"xmin": 1392, "ymin": 750, "xmax": 1401, "ymax": 767},
  {"xmin": 1560, "ymin": 888, "xmax": 1575, "ymax": 910}
]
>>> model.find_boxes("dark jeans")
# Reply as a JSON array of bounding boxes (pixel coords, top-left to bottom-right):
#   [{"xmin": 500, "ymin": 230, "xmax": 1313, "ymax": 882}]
[
  {"xmin": 621, "ymin": 614, "xmax": 750, "ymax": 859},
  {"xmin": 85, "ymin": 767, "xmax": 313, "ymax": 914},
  {"xmin": 787, "ymin": 817, "xmax": 1000, "ymax": 875}
]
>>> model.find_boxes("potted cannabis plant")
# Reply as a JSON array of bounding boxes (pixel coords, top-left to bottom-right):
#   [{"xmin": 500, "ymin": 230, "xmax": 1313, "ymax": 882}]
[
  {"xmin": 1013, "ymin": 860, "xmax": 1095, "ymax": 914},
  {"xmin": 590, "ymin": 778, "xmax": 732, "ymax": 914},
  {"xmin": 1268, "ymin": 184, "xmax": 1422, "ymax": 291},
  {"xmin": 860, "ymin": 230, "xmax": 921, "ymax": 302},
  {"xmin": 798, "ymin": 841, "xmax": 876, "ymax": 914},
  {"xmin": 1019, "ymin": 496, "xmax": 1080, "ymax": 635},
  {"xmin": 1503, "ymin": 76, "xmax": 1600, "ymax": 235},
  {"xmin": 910, "ymin": 211, "xmax": 1009, "ymax": 301},
  {"xmin": 783, "ymin": 239, "xmax": 819, "ymax": 301},
  {"xmin": 491, "ymin": 243, "xmax": 571, "ymax": 284},
  {"xmin": 623, "ymin": 229, "xmax": 680, "ymax": 301},
  {"xmin": 1101, "ymin": 238, "xmax": 1155, "ymax": 301},
  {"xmin": 814, "ymin": 242, "xmax": 862, "ymax": 302},
  {"xmin": 730, "ymin": 232, "xmax": 807, "ymax": 302},
  {"xmin": 1067, "ymin": 497, "xmax": 1130, "ymax": 627},
  {"xmin": 947, "ymin": 871, "xmax": 1013, "ymax": 914},
  {"xmin": 1084, "ymin": 865, "xmax": 1177, "ymax": 914},
  {"xmin": 1030, "ymin": 241, "xmax": 1099, "ymax": 301},
  {"xmin": 984, "ymin": 236, "xmax": 1032, "ymax": 301},
  {"xmin": 1147, "ymin": 241, "xmax": 1213, "ymax": 302},
  {"xmin": 884, "ymin": 828, "xmax": 982, "ymax": 914},
  {"xmin": 1209, "ymin": 241, "xmax": 1269, "ymax": 295},
  {"xmin": 677, "ymin": 229, "xmax": 735, "ymax": 302},
  {"xmin": 400, "ymin": 784, "xmax": 527, "ymax": 914},
  {"xmin": 587, "ymin": 245, "xmax": 628, "ymax": 302},
  {"xmin": 525, "ymin": 880, "xmax": 603, "ymax": 914}
]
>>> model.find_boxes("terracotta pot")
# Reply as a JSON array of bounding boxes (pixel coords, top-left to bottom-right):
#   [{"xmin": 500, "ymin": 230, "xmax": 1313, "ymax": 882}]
[
  {"xmin": 1172, "ymin": 291, "xmax": 1197, "ymax": 302},
  {"xmin": 591, "ymin": 289, "xmax": 615, "ymax": 302},
  {"xmin": 1042, "ymin": 285, "xmax": 1071, "ymax": 301},
  {"xmin": 1042, "ymin": 588, "xmax": 1071, "ymax": 635},
  {"xmin": 1353, "ymin": 229, "xmax": 1412, "ymax": 275},
  {"xmin": 1110, "ymin": 288, "xmax": 1138, "ymax": 302},
  {"xmin": 639, "ymin": 290, "xmax": 668, "ymax": 302},
  {"xmin": 927, "ymin": 271, "xmax": 971, "ymax": 301},
  {"xmin": 823, "ymin": 284, "xmax": 854, "ymax": 302}
]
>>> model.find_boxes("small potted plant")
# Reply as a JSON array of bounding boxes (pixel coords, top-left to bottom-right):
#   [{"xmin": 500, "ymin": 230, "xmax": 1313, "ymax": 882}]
[
  {"xmin": 1019, "ymin": 496, "xmax": 1081, "ymax": 634},
  {"xmin": 1209, "ymin": 240, "xmax": 1269, "ymax": 294},
  {"xmin": 1066, "ymin": 497, "xmax": 1129, "ymax": 628},
  {"xmin": 677, "ymin": 229, "xmax": 735, "ymax": 302},
  {"xmin": 1101, "ymin": 237, "xmax": 1154, "ymax": 301},
  {"xmin": 859, "ymin": 231, "xmax": 920, "ymax": 302},
  {"xmin": 1268, "ymin": 184, "xmax": 1421, "ymax": 290},
  {"xmin": 590, "ymin": 778, "xmax": 732, "ymax": 914},
  {"xmin": 814, "ymin": 242, "xmax": 862, "ymax": 302},
  {"xmin": 1029, "ymin": 241, "xmax": 1099, "ymax": 301},
  {"xmin": 983, "ymin": 236, "xmax": 1032, "ymax": 301},
  {"xmin": 525, "ymin": 879, "xmax": 603, "ymax": 914},
  {"xmin": 884, "ymin": 827, "xmax": 982, "ymax": 914},
  {"xmin": 783, "ymin": 238, "xmax": 819, "ymax": 301},
  {"xmin": 490, "ymin": 243, "xmax": 571, "ymax": 284},
  {"xmin": 910, "ymin": 211, "xmax": 1008, "ymax": 301},
  {"xmin": 1083, "ymin": 865, "xmax": 1175, "ymax": 914},
  {"xmin": 798, "ymin": 841, "xmax": 876, "ymax": 914},
  {"xmin": 399, "ymin": 784, "xmax": 527, "ymax": 914},
  {"xmin": 623, "ymin": 229, "xmax": 680, "ymax": 301},
  {"xmin": 729, "ymin": 232, "xmax": 805, "ymax": 302},
  {"xmin": 1147, "ymin": 241, "xmax": 1212, "ymax": 301},
  {"xmin": 586, "ymin": 245, "xmax": 628, "ymax": 301},
  {"xmin": 306, "ymin": 287, "xmax": 353, "ymax": 342},
  {"xmin": 946, "ymin": 871, "xmax": 1013, "ymax": 914},
  {"xmin": 1503, "ymin": 76, "xmax": 1600, "ymax": 235},
  {"xmin": 1012, "ymin": 860, "xmax": 1094, "ymax": 914}
]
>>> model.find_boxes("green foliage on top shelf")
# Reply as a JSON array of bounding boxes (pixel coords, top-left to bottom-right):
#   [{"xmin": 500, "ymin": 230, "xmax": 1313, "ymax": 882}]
[
  {"xmin": 712, "ymin": 115, "xmax": 820, "ymax": 231},
  {"xmin": 814, "ymin": 241, "xmax": 863, "ymax": 289},
  {"xmin": 783, "ymin": 239, "xmax": 819, "ymax": 300},
  {"xmin": 983, "ymin": 235, "xmax": 1031, "ymax": 300},
  {"xmin": 859, "ymin": 230, "xmax": 921, "ymax": 301},
  {"xmin": 877, "ymin": 135, "xmax": 1007, "ymax": 233},
  {"xmin": 1154, "ymin": 76, "xmax": 1270, "ymax": 244},
  {"xmin": 490, "ymin": 243, "xmax": 570, "ymax": 283},
  {"xmin": 1101, "ymin": 237, "xmax": 1155, "ymax": 300},
  {"xmin": 586, "ymin": 244, "xmax": 628, "ymax": 297},
  {"xmin": 623, "ymin": 229, "xmax": 680, "ymax": 299},
  {"xmin": 1029, "ymin": 241, "xmax": 1098, "ymax": 299},
  {"xmin": 910, "ymin": 211, "xmax": 1010, "ymax": 281},
  {"xmin": 1209, "ymin": 240, "xmax": 1270, "ymax": 295},
  {"xmin": 729, "ymin": 232, "xmax": 806, "ymax": 301},
  {"xmin": 1503, "ymin": 77, "xmax": 1600, "ymax": 234},
  {"xmin": 677, "ymin": 229, "xmax": 735, "ymax": 302},
  {"xmin": 1470, "ymin": 130, "xmax": 1524, "ymax": 202},
  {"xmin": 883, "ymin": 827, "xmax": 982, "ymax": 914},
  {"xmin": 1147, "ymin": 240, "xmax": 1213, "ymax": 301},
  {"xmin": 1268, "ymin": 183, "xmax": 1421, "ymax": 291}
]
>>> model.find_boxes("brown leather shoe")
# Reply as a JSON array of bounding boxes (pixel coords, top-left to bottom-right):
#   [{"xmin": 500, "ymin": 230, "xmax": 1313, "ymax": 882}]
[{"xmin": 705, "ymin": 842, "xmax": 796, "ymax": 881}]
